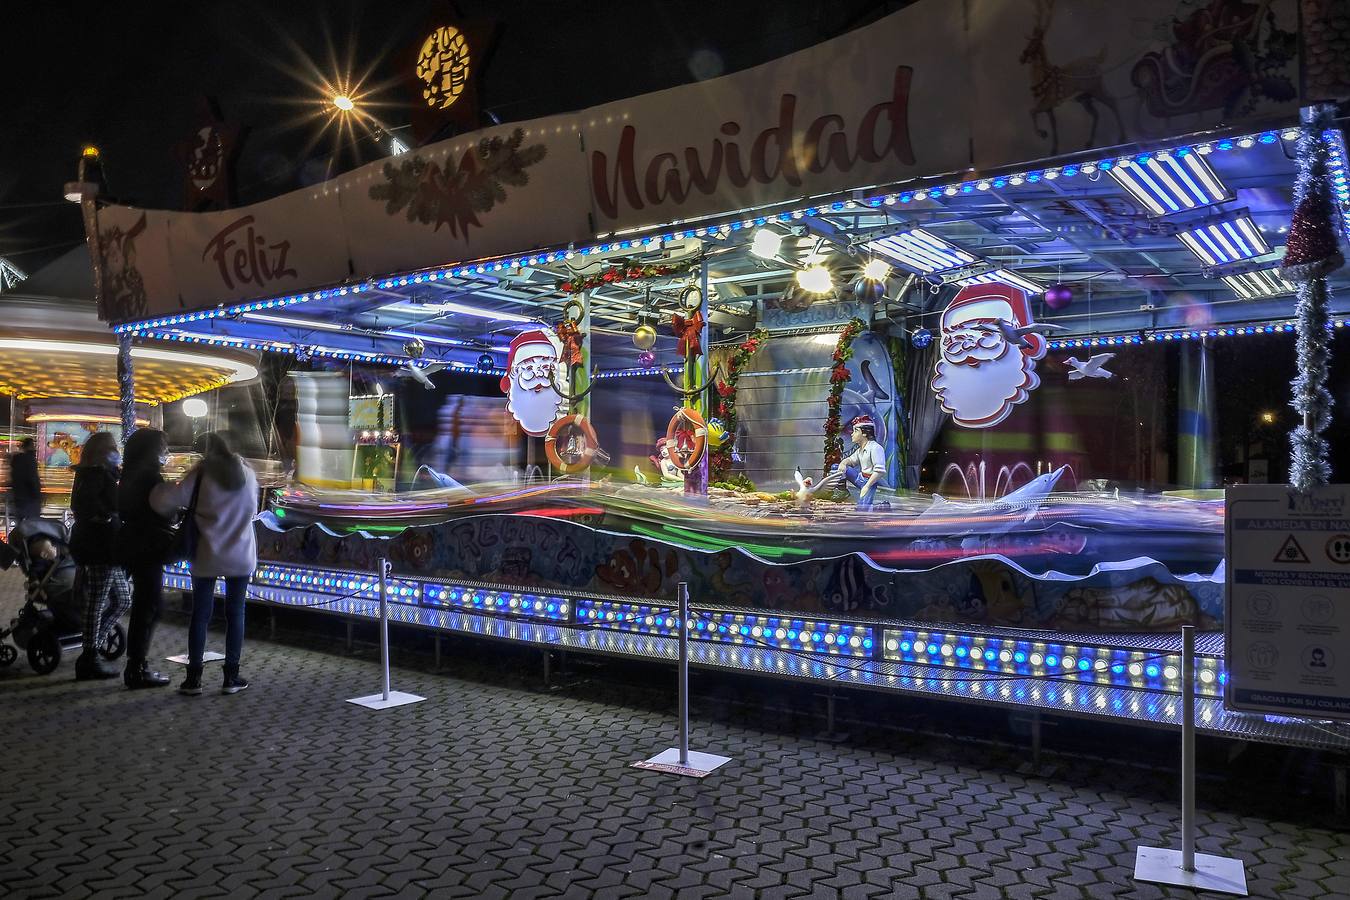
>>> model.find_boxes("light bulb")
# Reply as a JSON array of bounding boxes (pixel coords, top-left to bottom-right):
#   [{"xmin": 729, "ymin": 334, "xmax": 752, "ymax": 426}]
[
  {"xmin": 796, "ymin": 266, "xmax": 833, "ymax": 294},
  {"xmin": 750, "ymin": 229, "xmax": 783, "ymax": 259},
  {"xmin": 862, "ymin": 259, "xmax": 890, "ymax": 281}
]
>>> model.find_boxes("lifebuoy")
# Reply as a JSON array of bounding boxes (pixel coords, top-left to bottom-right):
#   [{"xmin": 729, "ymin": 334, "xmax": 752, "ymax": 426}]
[
  {"xmin": 545, "ymin": 414, "xmax": 599, "ymax": 474},
  {"xmin": 664, "ymin": 407, "xmax": 708, "ymax": 472}
]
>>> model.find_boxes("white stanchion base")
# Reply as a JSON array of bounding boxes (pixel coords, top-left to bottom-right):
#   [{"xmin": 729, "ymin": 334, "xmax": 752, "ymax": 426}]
[
  {"xmin": 346, "ymin": 690, "xmax": 426, "ymax": 710},
  {"xmin": 1134, "ymin": 846, "xmax": 1248, "ymax": 895},
  {"xmin": 633, "ymin": 747, "xmax": 732, "ymax": 778},
  {"xmin": 165, "ymin": 651, "xmax": 225, "ymax": 665}
]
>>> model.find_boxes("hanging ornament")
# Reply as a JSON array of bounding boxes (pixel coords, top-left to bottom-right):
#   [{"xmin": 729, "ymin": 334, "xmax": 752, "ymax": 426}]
[
  {"xmin": 633, "ymin": 323, "xmax": 658, "ymax": 350},
  {"xmin": 637, "ymin": 350, "xmax": 656, "ymax": 367},
  {"xmin": 911, "ymin": 327, "xmax": 933, "ymax": 349},
  {"xmin": 402, "ymin": 337, "xmax": 426, "ymax": 358},
  {"xmin": 476, "ymin": 352, "xmax": 495, "ymax": 372},
  {"xmin": 664, "ymin": 406, "xmax": 708, "ymax": 471},
  {"xmin": 1043, "ymin": 283, "xmax": 1074, "ymax": 310}
]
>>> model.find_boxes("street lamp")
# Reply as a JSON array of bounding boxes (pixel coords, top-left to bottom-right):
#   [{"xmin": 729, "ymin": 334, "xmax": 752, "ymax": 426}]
[{"xmin": 332, "ymin": 94, "xmax": 355, "ymax": 111}]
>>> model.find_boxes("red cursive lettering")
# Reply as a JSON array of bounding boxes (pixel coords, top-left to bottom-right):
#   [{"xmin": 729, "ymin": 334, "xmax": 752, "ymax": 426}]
[
  {"xmin": 591, "ymin": 66, "xmax": 915, "ymax": 220},
  {"xmin": 202, "ymin": 214, "xmax": 298, "ymax": 291}
]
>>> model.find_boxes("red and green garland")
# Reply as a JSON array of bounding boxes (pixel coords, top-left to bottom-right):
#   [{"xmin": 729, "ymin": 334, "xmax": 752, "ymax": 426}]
[
  {"xmin": 558, "ymin": 264, "xmax": 683, "ymax": 295},
  {"xmin": 822, "ymin": 318, "xmax": 866, "ymax": 474},
  {"xmin": 710, "ymin": 328, "xmax": 769, "ymax": 482}
]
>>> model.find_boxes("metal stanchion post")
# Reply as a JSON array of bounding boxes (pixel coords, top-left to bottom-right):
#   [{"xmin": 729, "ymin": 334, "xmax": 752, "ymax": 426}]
[
  {"xmin": 678, "ymin": 581, "xmax": 689, "ymax": 765},
  {"xmin": 347, "ymin": 558, "xmax": 425, "ymax": 710},
  {"xmin": 1134, "ymin": 625, "xmax": 1247, "ymax": 894},
  {"xmin": 634, "ymin": 582, "xmax": 731, "ymax": 777}
]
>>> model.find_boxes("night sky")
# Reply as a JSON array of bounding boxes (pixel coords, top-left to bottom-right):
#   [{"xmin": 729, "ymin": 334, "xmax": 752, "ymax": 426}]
[{"xmin": 1, "ymin": 0, "xmax": 902, "ymax": 275}]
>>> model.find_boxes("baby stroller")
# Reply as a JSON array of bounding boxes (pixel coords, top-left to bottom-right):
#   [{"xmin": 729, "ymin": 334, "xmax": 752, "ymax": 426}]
[{"xmin": 0, "ymin": 518, "xmax": 125, "ymax": 675}]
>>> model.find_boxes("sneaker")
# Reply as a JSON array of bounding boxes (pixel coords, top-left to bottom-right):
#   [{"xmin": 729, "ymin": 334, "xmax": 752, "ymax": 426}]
[
  {"xmin": 221, "ymin": 673, "xmax": 249, "ymax": 695},
  {"xmin": 178, "ymin": 664, "xmax": 203, "ymax": 696}
]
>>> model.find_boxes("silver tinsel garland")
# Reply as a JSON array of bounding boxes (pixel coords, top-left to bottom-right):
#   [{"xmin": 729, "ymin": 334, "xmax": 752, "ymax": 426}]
[
  {"xmin": 117, "ymin": 331, "xmax": 136, "ymax": 442},
  {"xmin": 1282, "ymin": 107, "xmax": 1342, "ymax": 493}
]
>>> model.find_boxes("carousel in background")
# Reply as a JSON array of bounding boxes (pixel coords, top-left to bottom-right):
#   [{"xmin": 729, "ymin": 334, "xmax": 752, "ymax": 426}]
[{"xmin": 0, "ymin": 246, "xmax": 260, "ymax": 523}]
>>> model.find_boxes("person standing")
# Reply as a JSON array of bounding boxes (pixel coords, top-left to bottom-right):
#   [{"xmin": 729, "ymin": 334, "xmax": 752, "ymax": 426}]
[
  {"xmin": 156, "ymin": 432, "xmax": 258, "ymax": 696},
  {"xmin": 9, "ymin": 436, "xmax": 42, "ymax": 523},
  {"xmin": 116, "ymin": 428, "xmax": 174, "ymax": 689},
  {"xmin": 70, "ymin": 431, "xmax": 130, "ymax": 680}
]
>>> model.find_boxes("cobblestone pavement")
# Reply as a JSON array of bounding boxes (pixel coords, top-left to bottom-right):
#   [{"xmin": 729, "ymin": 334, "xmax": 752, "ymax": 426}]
[{"xmin": 1, "ymin": 569, "xmax": 1347, "ymax": 899}]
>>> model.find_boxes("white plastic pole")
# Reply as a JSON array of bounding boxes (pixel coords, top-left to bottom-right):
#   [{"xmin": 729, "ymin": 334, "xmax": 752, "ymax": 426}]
[
  {"xmin": 678, "ymin": 581, "xmax": 690, "ymax": 765},
  {"xmin": 1181, "ymin": 624, "xmax": 1195, "ymax": 871},
  {"xmin": 379, "ymin": 557, "xmax": 390, "ymax": 702}
]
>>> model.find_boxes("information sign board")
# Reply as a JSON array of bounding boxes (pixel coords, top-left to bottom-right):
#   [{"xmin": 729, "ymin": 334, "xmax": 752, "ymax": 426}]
[{"xmin": 1226, "ymin": 484, "xmax": 1350, "ymax": 719}]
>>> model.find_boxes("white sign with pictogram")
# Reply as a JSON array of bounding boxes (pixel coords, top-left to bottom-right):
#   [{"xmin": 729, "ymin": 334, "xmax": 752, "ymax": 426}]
[{"xmin": 1226, "ymin": 484, "xmax": 1350, "ymax": 720}]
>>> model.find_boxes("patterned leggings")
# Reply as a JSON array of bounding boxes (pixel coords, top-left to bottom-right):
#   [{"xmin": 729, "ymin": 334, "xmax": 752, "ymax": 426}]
[{"xmin": 80, "ymin": 565, "xmax": 132, "ymax": 654}]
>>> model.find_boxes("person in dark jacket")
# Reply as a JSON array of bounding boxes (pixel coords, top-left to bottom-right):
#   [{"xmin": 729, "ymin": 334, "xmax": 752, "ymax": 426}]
[
  {"xmin": 9, "ymin": 437, "xmax": 41, "ymax": 522},
  {"xmin": 116, "ymin": 429, "xmax": 173, "ymax": 689},
  {"xmin": 71, "ymin": 431, "xmax": 131, "ymax": 680}
]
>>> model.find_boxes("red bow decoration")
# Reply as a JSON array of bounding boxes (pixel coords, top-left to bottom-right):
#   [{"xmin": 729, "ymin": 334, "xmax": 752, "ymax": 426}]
[
  {"xmin": 671, "ymin": 310, "xmax": 704, "ymax": 357},
  {"xmin": 555, "ymin": 321, "xmax": 584, "ymax": 367}
]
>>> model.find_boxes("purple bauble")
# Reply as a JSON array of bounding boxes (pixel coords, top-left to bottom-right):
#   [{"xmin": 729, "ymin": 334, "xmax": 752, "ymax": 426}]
[
  {"xmin": 638, "ymin": 350, "xmax": 657, "ymax": 367},
  {"xmin": 1044, "ymin": 283, "xmax": 1073, "ymax": 310}
]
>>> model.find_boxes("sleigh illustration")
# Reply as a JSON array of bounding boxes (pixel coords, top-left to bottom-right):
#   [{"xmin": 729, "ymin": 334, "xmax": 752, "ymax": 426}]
[{"xmin": 1129, "ymin": 0, "xmax": 1294, "ymax": 119}]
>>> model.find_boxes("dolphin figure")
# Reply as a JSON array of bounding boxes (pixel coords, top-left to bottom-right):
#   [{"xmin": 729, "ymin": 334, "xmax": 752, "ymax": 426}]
[{"xmin": 918, "ymin": 466, "xmax": 1067, "ymax": 534}]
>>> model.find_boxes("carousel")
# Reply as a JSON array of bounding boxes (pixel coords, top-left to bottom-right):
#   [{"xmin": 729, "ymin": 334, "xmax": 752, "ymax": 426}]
[{"xmin": 87, "ymin": 0, "xmax": 1350, "ymax": 750}]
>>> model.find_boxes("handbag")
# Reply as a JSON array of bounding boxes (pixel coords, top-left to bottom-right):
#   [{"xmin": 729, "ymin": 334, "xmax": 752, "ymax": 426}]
[{"xmin": 167, "ymin": 473, "xmax": 205, "ymax": 565}]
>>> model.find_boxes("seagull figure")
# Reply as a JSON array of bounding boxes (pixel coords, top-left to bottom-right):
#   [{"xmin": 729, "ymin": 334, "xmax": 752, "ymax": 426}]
[
  {"xmin": 395, "ymin": 361, "xmax": 446, "ymax": 390},
  {"xmin": 972, "ymin": 319, "xmax": 1068, "ymax": 350},
  {"xmin": 794, "ymin": 466, "xmax": 841, "ymax": 511},
  {"xmin": 1065, "ymin": 353, "xmax": 1115, "ymax": 381}
]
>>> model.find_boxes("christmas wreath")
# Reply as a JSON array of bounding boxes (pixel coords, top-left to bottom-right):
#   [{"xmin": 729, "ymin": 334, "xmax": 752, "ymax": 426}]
[
  {"xmin": 822, "ymin": 318, "xmax": 866, "ymax": 475},
  {"xmin": 710, "ymin": 328, "xmax": 768, "ymax": 482},
  {"xmin": 558, "ymin": 264, "xmax": 683, "ymax": 296}
]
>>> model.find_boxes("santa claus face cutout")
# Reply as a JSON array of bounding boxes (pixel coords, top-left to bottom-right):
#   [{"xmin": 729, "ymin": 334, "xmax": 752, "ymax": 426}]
[
  {"xmin": 499, "ymin": 329, "xmax": 566, "ymax": 436},
  {"xmin": 930, "ymin": 283, "xmax": 1046, "ymax": 429}
]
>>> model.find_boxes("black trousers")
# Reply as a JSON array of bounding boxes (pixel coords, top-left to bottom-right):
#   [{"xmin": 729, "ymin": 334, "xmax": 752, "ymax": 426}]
[{"xmin": 125, "ymin": 562, "xmax": 164, "ymax": 663}]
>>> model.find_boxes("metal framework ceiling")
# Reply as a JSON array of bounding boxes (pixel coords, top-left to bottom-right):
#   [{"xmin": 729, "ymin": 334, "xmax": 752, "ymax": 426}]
[{"xmin": 128, "ymin": 119, "xmax": 1350, "ymax": 372}]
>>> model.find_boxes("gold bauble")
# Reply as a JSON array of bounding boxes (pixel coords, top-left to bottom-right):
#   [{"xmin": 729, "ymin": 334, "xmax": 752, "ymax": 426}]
[{"xmin": 633, "ymin": 324, "xmax": 658, "ymax": 350}]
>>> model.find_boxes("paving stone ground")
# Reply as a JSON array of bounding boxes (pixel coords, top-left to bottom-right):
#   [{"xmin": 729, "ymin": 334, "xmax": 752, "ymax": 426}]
[{"xmin": 1, "ymin": 567, "xmax": 1347, "ymax": 899}]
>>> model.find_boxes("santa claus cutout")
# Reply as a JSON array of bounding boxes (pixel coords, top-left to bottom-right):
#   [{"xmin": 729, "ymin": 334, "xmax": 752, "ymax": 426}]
[
  {"xmin": 930, "ymin": 283, "xmax": 1046, "ymax": 429},
  {"xmin": 499, "ymin": 329, "xmax": 566, "ymax": 436}
]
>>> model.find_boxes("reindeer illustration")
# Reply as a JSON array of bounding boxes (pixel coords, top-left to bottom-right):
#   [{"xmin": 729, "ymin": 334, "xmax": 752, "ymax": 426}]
[{"xmin": 1019, "ymin": 0, "xmax": 1125, "ymax": 155}]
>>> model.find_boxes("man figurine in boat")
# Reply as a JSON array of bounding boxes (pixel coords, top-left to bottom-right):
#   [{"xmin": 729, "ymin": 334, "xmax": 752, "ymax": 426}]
[{"xmin": 829, "ymin": 415, "xmax": 889, "ymax": 511}]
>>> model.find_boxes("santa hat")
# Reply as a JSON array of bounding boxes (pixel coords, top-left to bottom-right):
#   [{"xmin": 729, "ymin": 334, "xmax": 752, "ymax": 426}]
[
  {"xmin": 499, "ymin": 329, "xmax": 562, "ymax": 392},
  {"xmin": 941, "ymin": 283, "xmax": 1031, "ymax": 331}
]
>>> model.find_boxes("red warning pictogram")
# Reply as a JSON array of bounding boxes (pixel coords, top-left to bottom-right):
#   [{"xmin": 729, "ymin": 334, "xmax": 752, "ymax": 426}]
[{"xmin": 1275, "ymin": 534, "xmax": 1310, "ymax": 564}]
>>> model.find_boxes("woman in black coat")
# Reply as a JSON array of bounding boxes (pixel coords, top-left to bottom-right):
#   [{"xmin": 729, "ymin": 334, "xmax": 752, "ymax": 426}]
[
  {"xmin": 70, "ymin": 431, "xmax": 130, "ymax": 680},
  {"xmin": 116, "ymin": 429, "xmax": 173, "ymax": 688}
]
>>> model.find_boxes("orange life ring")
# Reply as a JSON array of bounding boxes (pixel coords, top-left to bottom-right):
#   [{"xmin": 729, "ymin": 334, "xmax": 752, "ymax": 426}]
[
  {"xmin": 544, "ymin": 414, "xmax": 599, "ymax": 474},
  {"xmin": 664, "ymin": 407, "xmax": 708, "ymax": 472}
]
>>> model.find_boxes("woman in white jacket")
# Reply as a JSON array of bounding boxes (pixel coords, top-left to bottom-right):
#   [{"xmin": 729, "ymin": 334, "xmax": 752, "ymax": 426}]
[{"xmin": 154, "ymin": 432, "xmax": 258, "ymax": 695}]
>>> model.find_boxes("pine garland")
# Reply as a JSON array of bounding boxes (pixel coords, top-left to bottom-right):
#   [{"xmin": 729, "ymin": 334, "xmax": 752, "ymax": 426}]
[
  {"xmin": 710, "ymin": 328, "xmax": 768, "ymax": 481},
  {"xmin": 822, "ymin": 318, "xmax": 865, "ymax": 475},
  {"xmin": 1282, "ymin": 107, "xmax": 1344, "ymax": 492},
  {"xmin": 558, "ymin": 264, "xmax": 683, "ymax": 296}
]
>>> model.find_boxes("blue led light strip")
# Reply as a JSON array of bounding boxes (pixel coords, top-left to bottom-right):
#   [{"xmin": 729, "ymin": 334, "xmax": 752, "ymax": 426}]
[
  {"xmin": 167, "ymin": 560, "xmax": 1228, "ymax": 697},
  {"xmin": 1046, "ymin": 318, "xmax": 1350, "ymax": 350},
  {"xmin": 881, "ymin": 629, "xmax": 1225, "ymax": 699},
  {"xmin": 118, "ymin": 125, "xmax": 1314, "ymax": 338}
]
